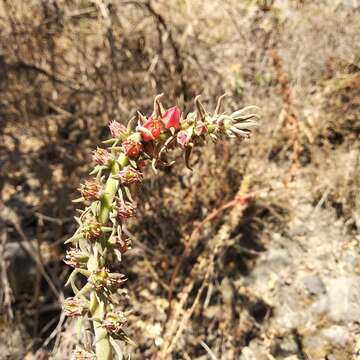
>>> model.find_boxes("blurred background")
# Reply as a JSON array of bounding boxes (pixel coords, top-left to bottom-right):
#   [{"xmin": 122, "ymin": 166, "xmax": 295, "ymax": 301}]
[{"xmin": 1, "ymin": 0, "xmax": 359, "ymax": 359}]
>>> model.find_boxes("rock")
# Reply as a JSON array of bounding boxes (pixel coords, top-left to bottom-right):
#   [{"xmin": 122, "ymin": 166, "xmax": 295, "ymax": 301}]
[
  {"xmin": 326, "ymin": 276, "xmax": 360, "ymax": 323},
  {"xmin": 302, "ymin": 275, "xmax": 326, "ymax": 296},
  {"xmin": 320, "ymin": 326, "xmax": 353, "ymax": 348}
]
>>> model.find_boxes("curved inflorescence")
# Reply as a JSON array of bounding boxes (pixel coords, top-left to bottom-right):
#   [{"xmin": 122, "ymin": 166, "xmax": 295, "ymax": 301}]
[{"xmin": 64, "ymin": 94, "xmax": 259, "ymax": 360}]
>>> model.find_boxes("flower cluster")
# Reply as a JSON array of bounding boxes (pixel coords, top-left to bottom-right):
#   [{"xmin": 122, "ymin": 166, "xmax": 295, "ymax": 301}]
[{"xmin": 64, "ymin": 94, "xmax": 258, "ymax": 360}]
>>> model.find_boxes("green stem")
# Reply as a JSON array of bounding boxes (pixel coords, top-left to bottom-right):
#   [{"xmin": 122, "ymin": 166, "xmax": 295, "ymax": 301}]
[
  {"xmin": 90, "ymin": 152, "xmax": 129, "ymax": 360},
  {"xmin": 99, "ymin": 153, "xmax": 129, "ymax": 224},
  {"xmin": 91, "ymin": 292, "xmax": 112, "ymax": 360}
]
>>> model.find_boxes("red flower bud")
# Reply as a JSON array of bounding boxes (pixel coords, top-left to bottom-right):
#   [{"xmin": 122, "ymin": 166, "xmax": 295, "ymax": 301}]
[
  {"xmin": 139, "ymin": 117, "xmax": 162, "ymax": 142},
  {"xmin": 118, "ymin": 166, "xmax": 143, "ymax": 186},
  {"xmin": 109, "ymin": 121, "xmax": 127, "ymax": 138},
  {"xmin": 122, "ymin": 139, "xmax": 142, "ymax": 158},
  {"xmin": 162, "ymin": 106, "xmax": 181, "ymax": 129}
]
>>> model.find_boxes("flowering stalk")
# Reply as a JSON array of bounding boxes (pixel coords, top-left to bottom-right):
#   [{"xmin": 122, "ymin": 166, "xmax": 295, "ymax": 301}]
[{"xmin": 64, "ymin": 94, "xmax": 258, "ymax": 359}]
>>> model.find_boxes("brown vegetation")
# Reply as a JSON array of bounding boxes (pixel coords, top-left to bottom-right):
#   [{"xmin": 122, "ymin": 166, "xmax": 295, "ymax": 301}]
[{"xmin": 1, "ymin": 0, "xmax": 359, "ymax": 359}]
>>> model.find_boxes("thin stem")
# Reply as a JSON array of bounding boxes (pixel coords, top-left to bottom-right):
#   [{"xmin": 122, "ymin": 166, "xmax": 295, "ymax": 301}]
[
  {"xmin": 99, "ymin": 153, "xmax": 129, "ymax": 224},
  {"xmin": 91, "ymin": 152, "xmax": 129, "ymax": 359},
  {"xmin": 91, "ymin": 292, "xmax": 112, "ymax": 360}
]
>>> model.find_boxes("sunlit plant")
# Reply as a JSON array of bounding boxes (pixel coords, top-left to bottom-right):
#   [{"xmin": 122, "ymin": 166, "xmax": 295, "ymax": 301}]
[{"xmin": 64, "ymin": 94, "xmax": 258, "ymax": 359}]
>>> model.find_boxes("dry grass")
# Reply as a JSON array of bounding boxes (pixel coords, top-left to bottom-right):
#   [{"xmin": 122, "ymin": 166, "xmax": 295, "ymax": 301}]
[{"xmin": 1, "ymin": 0, "xmax": 359, "ymax": 359}]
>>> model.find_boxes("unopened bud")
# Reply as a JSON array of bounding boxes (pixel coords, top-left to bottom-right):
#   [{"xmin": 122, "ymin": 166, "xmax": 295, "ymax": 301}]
[
  {"xmin": 177, "ymin": 130, "xmax": 191, "ymax": 147},
  {"xmin": 162, "ymin": 106, "xmax": 181, "ymax": 130},
  {"xmin": 122, "ymin": 139, "xmax": 142, "ymax": 158}
]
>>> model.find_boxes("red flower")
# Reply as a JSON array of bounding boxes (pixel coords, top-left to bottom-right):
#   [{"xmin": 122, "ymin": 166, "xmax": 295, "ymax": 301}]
[
  {"xmin": 122, "ymin": 139, "xmax": 142, "ymax": 158},
  {"xmin": 162, "ymin": 106, "xmax": 181, "ymax": 129},
  {"xmin": 139, "ymin": 117, "xmax": 162, "ymax": 142}
]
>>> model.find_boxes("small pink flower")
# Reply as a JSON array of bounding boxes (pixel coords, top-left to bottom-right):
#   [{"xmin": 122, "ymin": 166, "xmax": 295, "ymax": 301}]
[
  {"xmin": 177, "ymin": 130, "xmax": 191, "ymax": 147},
  {"xmin": 79, "ymin": 181, "xmax": 102, "ymax": 201},
  {"xmin": 139, "ymin": 117, "xmax": 162, "ymax": 142},
  {"xmin": 118, "ymin": 166, "xmax": 143, "ymax": 186},
  {"xmin": 109, "ymin": 121, "xmax": 127, "ymax": 138},
  {"xmin": 162, "ymin": 106, "xmax": 181, "ymax": 129},
  {"xmin": 93, "ymin": 147, "xmax": 112, "ymax": 166},
  {"xmin": 116, "ymin": 202, "xmax": 136, "ymax": 219},
  {"xmin": 122, "ymin": 139, "xmax": 142, "ymax": 158}
]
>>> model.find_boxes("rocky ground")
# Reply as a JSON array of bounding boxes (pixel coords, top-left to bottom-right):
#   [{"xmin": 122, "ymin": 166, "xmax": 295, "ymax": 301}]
[{"xmin": 240, "ymin": 177, "xmax": 360, "ymax": 360}]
